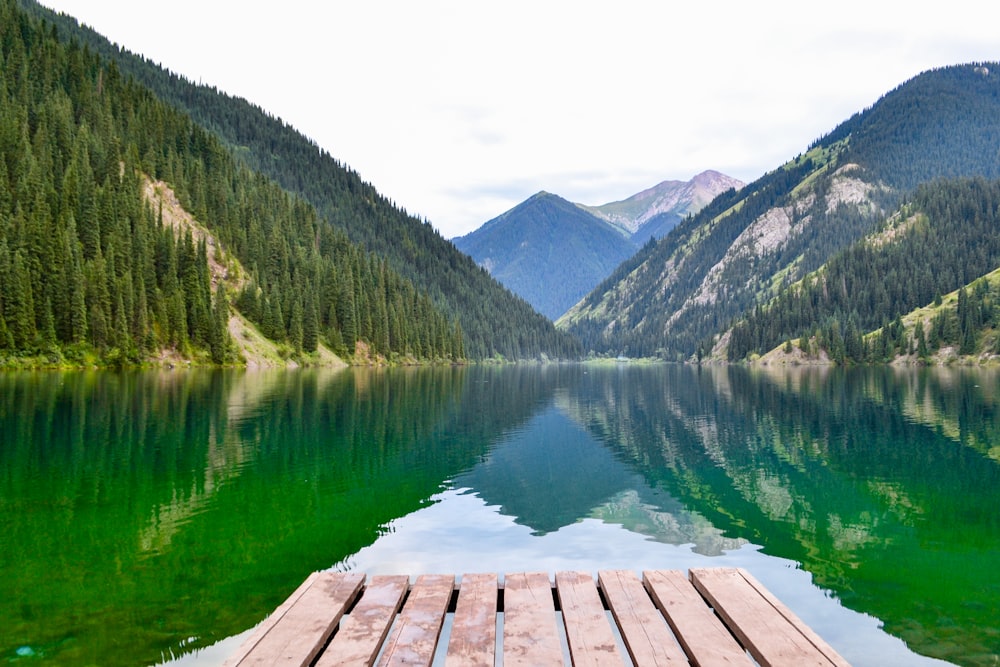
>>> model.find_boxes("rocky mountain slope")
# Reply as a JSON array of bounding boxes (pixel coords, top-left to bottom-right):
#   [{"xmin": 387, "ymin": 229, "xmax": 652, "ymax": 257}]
[
  {"xmin": 560, "ymin": 63, "xmax": 1000, "ymax": 360},
  {"xmin": 454, "ymin": 172, "xmax": 742, "ymax": 320},
  {"xmin": 581, "ymin": 170, "xmax": 745, "ymax": 243},
  {"xmin": 453, "ymin": 193, "xmax": 636, "ymax": 319}
]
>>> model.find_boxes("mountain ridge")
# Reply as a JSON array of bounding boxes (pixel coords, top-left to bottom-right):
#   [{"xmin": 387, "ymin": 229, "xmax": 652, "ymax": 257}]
[
  {"xmin": 18, "ymin": 0, "xmax": 581, "ymax": 361},
  {"xmin": 453, "ymin": 192, "xmax": 636, "ymax": 319},
  {"xmin": 580, "ymin": 170, "xmax": 745, "ymax": 242},
  {"xmin": 559, "ymin": 63, "xmax": 1000, "ymax": 361},
  {"xmin": 454, "ymin": 171, "xmax": 742, "ymax": 320}
]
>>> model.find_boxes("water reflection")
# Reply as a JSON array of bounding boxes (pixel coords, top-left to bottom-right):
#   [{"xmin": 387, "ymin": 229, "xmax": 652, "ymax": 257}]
[
  {"xmin": 560, "ymin": 365, "xmax": 1000, "ymax": 667},
  {"xmin": 1, "ymin": 365, "xmax": 998, "ymax": 666},
  {"xmin": 0, "ymin": 367, "xmax": 561, "ymax": 666},
  {"xmin": 454, "ymin": 404, "xmax": 745, "ymax": 554}
]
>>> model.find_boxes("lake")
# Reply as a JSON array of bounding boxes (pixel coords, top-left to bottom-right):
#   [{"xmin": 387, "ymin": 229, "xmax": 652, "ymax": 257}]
[{"xmin": 1, "ymin": 364, "xmax": 998, "ymax": 666}]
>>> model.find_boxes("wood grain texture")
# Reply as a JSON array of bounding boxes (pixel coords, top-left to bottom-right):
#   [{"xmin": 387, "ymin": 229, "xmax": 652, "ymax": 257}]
[
  {"xmin": 226, "ymin": 571, "xmax": 365, "ymax": 667},
  {"xmin": 227, "ymin": 569, "xmax": 849, "ymax": 667},
  {"xmin": 555, "ymin": 571, "xmax": 625, "ymax": 666},
  {"xmin": 445, "ymin": 573, "xmax": 498, "ymax": 667},
  {"xmin": 316, "ymin": 575, "xmax": 409, "ymax": 667},
  {"xmin": 644, "ymin": 569, "xmax": 752, "ymax": 667},
  {"xmin": 690, "ymin": 568, "xmax": 850, "ymax": 667},
  {"xmin": 377, "ymin": 574, "xmax": 454, "ymax": 667},
  {"xmin": 503, "ymin": 572, "xmax": 565, "ymax": 667},
  {"xmin": 598, "ymin": 570, "xmax": 688, "ymax": 666}
]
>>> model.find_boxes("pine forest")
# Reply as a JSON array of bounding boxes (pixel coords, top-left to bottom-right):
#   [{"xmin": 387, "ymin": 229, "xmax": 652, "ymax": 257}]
[{"xmin": 0, "ymin": 1, "xmax": 470, "ymax": 367}]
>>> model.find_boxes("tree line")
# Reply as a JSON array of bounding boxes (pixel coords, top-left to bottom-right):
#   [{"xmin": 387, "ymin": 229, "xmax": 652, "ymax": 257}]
[
  {"xmin": 20, "ymin": 0, "xmax": 582, "ymax": 361},
  {"xmin": 0, "ymin": 1, "xmax": 464, "ymax": 365},
  {"xmin": 726, "ymin": 177, "xmax": 1000, "ymax": 362}
]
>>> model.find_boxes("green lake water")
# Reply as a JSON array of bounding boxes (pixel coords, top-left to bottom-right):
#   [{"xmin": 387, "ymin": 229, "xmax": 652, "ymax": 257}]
[{"xmin": 1, "ymin": 364, "xmax": 998, "ymax": 666}]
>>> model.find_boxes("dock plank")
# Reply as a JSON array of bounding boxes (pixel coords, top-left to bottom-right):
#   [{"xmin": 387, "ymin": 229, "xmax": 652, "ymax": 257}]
[
  {"xmin": 503, "ymin": 572, "xmax": 565, "ymax": 667},
  {"xmin": 643, "ymin": 569, "xmax": 752, "ymax": 667},
  {"xmin": 228, "ymin": 569, "xmax": 850, "ymax": 667},
  {"xmin": 691, "ymin": 568, "xmax": 850, "ymax": 667},
  {"xmin": 316, "ymin": 574, "xmax": 410, "ymax": 667},
  {"xmin": 225, "ymin": 571, "xmax": 365, "ymax": 667},
  {"xmin": 377, "ymin": 574, "xmax": 454, "ymax": 667},
  {"xmin": 445, "ymin": 573, "xmax": 498, "ymax": 667},
  {"xmin": 556, "ymin": 571, "xmax": 625, "ymax": 666},
  {"xmin": 598, "ymin": 570, "xmax": 688, "ymax": 666}
]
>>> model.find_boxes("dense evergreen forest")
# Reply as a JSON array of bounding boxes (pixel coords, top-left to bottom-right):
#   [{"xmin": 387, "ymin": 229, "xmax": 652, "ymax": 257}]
[
  {"xmin": 727, "ymin": 177, "xmax": 1000, "ymax": 363},
  {"xmin": 562, "ymin": 63, "xmax": 1000, "ymax": 361},
  {"xmin": 0, "ymin": 0, "xmax": 468, "ymax": 366},
  {"xmin": 20, "ymin": 0, "xmax": 581, "ymax": 361}
]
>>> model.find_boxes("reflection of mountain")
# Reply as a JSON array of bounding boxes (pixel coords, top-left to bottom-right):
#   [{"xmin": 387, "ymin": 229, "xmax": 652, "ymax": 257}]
[
  {"xmin": 0, "ymin": 367, "xmax": 560, "ymax": 666},
  {"xmin": 567, "ymin": 365, "xmax": 1000, "ymax": 667},
  {"xmin": 455, "ymin": 406, "xmax": 635, "ymax": 534},
  {"xmin": 455, "ymin": 402, "xmax": 747, "ymax": 554},
  {"xmin": 589, "ymin": 489, "xmax": 745, "ymax": 556}
]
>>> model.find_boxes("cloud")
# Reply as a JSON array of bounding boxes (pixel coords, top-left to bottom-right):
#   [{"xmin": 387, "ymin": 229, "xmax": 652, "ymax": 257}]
[{"xmin": 40, "ymin": 0, "xmax": 1000, "ymax": 238}]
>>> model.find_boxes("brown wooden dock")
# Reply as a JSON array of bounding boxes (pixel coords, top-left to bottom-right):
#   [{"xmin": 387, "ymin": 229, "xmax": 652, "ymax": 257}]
[{"xmin": 225, "ymin": 568, "xmax": 849, "ymax": 666}]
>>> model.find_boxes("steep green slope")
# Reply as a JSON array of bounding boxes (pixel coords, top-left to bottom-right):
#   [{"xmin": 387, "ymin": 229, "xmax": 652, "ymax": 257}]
[
  {"xmin": 453, "ymin": 192, "xmax": 637, "ymax": 319},
  {"xmin": 0, "ymin": 0, "xmax": 463, "ymax": 366},
  {"xmin": 21, "ymin": 0, "xmax": 581, "ymax": 360},
  {"xmin": 731, "ymin": 178, "xmax": 1000, "ymax": 363},
  {"xmin": 561, "ymin": 63, "xmax": 1000, "ymax": 360}
]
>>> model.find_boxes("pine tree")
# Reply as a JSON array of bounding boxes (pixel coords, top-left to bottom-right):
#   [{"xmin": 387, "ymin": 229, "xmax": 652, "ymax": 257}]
[
  {"xmin": 289, "ymin": 298, "xmax": 303, "ymax": 354},
  {"xmin": 6, "ymin": 250, "xmax": 35, "ymax": 348},
  {"xmin": 916, "ymin": 319, "xmax": 928, "ymax": 358},
  {"xmin": 209, "ymin": 283, "xmax": 231, "ymax": 364},
  {"xmin": 302, "ymin": 292, "xmax": 318, "ymax": 353}
]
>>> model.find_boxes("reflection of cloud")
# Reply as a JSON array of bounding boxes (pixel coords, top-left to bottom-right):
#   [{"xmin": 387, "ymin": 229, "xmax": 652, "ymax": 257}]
[
  {"xmin": 339, "ymin": 488, "xmax": 742, "ymax": 576},
  {"xmin": 589, "ymin": 489, "xmax": 747, "ymax": 557},
  {"xmin": 331, "ymin": 488, "xmax": 949, "ymax": 667}
]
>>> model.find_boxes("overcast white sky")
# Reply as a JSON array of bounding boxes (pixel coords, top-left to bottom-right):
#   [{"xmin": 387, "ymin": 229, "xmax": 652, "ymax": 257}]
[{"xmin": 39, "ymin": 1, "xmax": 1000, "ymax": 238}]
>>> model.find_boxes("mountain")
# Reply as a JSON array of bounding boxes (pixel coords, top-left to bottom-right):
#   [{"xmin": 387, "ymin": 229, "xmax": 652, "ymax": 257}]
[
  {"xmin": 453, "ymin": 193, "xmax": 637, "ymax": 319},
  {"xmin": 454, "ymin": 172, "xmax": 742, "ymax": 320},
  {"xmin": 731, "ymin": 177, "xmax": 1000, "ymax": 365},
  {"xmin": 19, "ymin": 0, "xmax": 581, "ymax": 361},
  {"xmin": 0, "ymin": 0, "xmax": 476, "ymax": 367},
  {"xmin": 581, "ymin": 170, "xmax": 745, "ymax": 243},
  {"xmin": 560, "ymin": 63, "xmax": 1000, "ymax": 360}
]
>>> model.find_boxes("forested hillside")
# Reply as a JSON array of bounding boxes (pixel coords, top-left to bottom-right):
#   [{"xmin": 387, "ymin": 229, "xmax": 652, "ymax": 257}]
[
  {"xmin": 20, "ymin": 0, "xmax": 581, "ymax": 361},
  {"xmin": 560, "ymin": 63, "xmax": 1000, "ymax": 361},
  {"xmin": 0, "ymin": 0, "xmax": 467, "ymax": 366},
  {"xmin": 727, "ymin": 177, "xmax": 1000, "ymax": 363}
]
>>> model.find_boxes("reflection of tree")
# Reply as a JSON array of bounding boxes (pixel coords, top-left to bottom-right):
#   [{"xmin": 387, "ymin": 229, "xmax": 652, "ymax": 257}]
[
  {"xmin": 569, "ymin": 365, "xmax": 1000, "ymax": 667},
  {"xmin": 589, "ymin": 489, "xmax": 746, "ymax": 556},
  {"xmin": 0, "ymin": 366, "xmax": 559, "ymax": 666}
]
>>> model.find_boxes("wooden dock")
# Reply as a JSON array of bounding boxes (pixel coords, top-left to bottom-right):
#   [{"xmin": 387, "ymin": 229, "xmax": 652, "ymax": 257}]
[{"xmin": 225, "ymin": 568, "xmax": 850, "ymax": 666}]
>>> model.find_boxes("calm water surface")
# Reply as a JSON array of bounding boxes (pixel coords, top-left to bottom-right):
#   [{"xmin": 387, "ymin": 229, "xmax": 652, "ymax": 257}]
[{"xmin": 1, "ymin": 365, "xmax": 998, "ymax": 666}]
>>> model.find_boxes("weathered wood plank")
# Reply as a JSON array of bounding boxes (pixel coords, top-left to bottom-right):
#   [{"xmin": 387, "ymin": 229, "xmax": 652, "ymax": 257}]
[
  {"xmin": 725, "ymin": 569, "xmax": 850, "ymax": 667},
  {"xmin": 316, "ymin": 574, "xmax": 410, "ymax": 667},
  {"xmin": 224, "ymin": 572, "xmax": 322, "ymax": 667},
  {"xmin": 225, "ymin": 571, "xmax": 365, "ymax": 667},
  {"xmin": 598, "ymin": 570, "xmax": 688, "ymax": 666},
  {"xmin": 503, "ymin": 572, "xmax": 565, "ymax": 667},
  {"xmin": 643, "ymin": 569, "xmax": 752, "ymax": 667},
  {"xmin": 376, "ymin": 574, "xmax": 454, "ymax": 667},
  {"xmin": 690, "ymin": 568, "xmax": 849, "ymax": 667},
  {"xmin": 445, "ymin": 573, "xmax": 498, "ymax": 667},
  {"xmin": 555, "ymin": 571, "xmax": 625, "ymax": 666}
]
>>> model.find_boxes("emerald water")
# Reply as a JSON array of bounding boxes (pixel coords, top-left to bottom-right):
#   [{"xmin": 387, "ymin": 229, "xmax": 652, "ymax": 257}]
[{"xmin": 2, "ymin": 365, "xmax": 998, "ymax": 666}]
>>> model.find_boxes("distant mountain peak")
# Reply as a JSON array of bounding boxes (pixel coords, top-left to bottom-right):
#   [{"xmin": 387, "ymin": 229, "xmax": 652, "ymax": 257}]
[
  {"xmin": 453, "ymin": 171, "xmax": 741, "ymax": 320},
  {"xmin": 580, "ymin": 171, "xmax": 745, "ymax": 238}
]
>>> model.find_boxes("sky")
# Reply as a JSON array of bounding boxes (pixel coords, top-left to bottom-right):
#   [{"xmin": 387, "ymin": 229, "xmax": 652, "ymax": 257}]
[{"xmin": 38, "ymin": 1, "xmax": 1000, "ymax": 239}]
